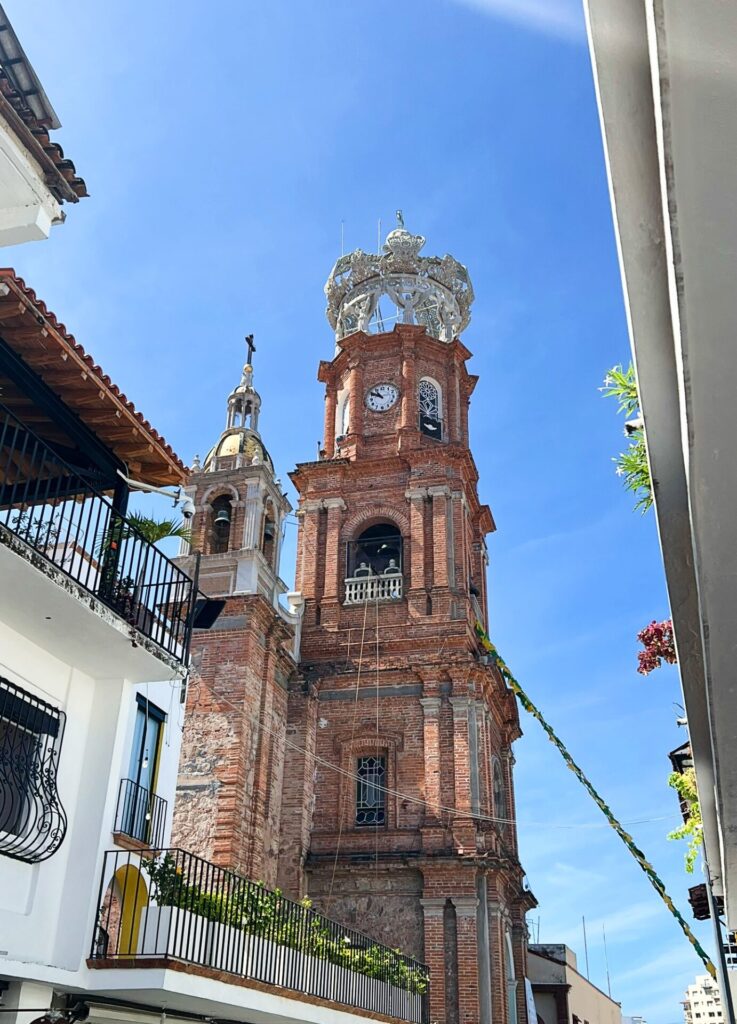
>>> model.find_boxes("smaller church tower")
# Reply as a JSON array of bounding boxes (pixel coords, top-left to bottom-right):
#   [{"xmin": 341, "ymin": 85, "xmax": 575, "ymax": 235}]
[
  {"xmin": 172, "ymin": 346, "xmax": 303, "ymax": 885},
  {"xmin": 181, "ymin": 349, "xmax": 290, "ymax": 604}
]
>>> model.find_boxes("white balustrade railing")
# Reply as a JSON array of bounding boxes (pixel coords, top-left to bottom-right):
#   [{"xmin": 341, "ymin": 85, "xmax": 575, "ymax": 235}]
[{"xmin": 344, "ymin": 574, "xmax": 403, "ymax": 605}]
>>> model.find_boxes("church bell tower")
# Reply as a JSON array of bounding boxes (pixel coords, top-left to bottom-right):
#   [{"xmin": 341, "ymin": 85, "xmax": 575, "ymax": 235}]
[
  {"xmin": 172, "ymin": 350, "xmax": 302, "ymax": 885},
  {"xmin": 280, "ymin": 217, "xmax": 536, "ymax": 1024}
]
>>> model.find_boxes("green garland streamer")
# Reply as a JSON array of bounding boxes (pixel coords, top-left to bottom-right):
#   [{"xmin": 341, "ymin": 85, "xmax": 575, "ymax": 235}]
[{"xmin": 473, "ymin": 621, "xmax": 715, "ymax": 978}]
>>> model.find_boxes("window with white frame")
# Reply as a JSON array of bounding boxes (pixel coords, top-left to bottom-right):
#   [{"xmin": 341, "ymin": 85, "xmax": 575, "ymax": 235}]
[
  {"xmin": 336, "ymin": 390, "xmax": 350, "ymax": 442},
  {"xmin": 356, "ymin": 754, "xmax": 387, "ymax": 826},
  {"xmin": 418, "ymin": 378, "xmax": 442, "ymax": 440}
]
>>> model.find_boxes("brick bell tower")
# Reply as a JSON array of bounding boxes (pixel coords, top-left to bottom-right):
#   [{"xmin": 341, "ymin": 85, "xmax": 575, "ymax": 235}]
[
  {"xmin": 280, "ymin": 217, "xmax": 536, "ymax": 1024},
  {"xmin": 172, "ymin": 351, "xmax": 303, "ymax": 887}
]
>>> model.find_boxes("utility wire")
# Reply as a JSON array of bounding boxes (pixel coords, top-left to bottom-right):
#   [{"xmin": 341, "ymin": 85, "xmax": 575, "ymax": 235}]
[
  {"xmin": 473, "ymin": 619, "xmax": 716, "ymax": 979},
  {"xmin": 186, "ymin": 673, "xmax": 678, "ymax": 832}
]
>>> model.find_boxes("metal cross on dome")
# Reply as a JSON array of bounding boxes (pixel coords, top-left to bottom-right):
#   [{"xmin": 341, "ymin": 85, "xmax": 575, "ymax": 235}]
[{"xmin": 245, "ymin": 334, "xmax": 256, "ymax": 365}]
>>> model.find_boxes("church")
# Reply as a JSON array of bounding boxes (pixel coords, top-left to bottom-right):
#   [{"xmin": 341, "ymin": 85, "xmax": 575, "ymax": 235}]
[{"xmin": 172, "ymin": 218, "xmax": 535, "ymax": 1024}]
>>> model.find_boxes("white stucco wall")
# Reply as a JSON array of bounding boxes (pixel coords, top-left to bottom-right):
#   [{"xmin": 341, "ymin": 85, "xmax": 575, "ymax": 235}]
[
  {"xmin": 0, "ymin": 110, "xmax": 62, "ymax": 247},
  {"xmin": 0, "ymin": 572, "xmax": 184, "ymax": 977}
]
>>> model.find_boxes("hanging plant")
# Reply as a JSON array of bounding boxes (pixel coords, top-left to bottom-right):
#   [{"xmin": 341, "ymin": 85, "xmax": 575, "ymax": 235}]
[{"xmin": 636, "ymin": 619, "xmax": 676, "ymax": 675}]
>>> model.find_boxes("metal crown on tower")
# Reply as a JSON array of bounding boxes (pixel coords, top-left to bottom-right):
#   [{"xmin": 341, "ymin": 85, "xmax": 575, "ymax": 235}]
[{"xmin": 324, "ymin": 213, "xmax": 475, "ymax": 343}]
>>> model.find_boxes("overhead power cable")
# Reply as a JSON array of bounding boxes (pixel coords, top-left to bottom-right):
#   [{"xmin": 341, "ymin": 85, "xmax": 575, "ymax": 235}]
[{"xmin": 186, "ymin": 675, "xmax": 677, "ymax": 831}]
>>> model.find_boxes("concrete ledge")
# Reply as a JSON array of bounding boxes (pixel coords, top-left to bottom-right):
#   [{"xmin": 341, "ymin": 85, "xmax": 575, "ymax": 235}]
[{"xmin": 86, "ymin": 957, "xmax": 417, "ymax": 1024}]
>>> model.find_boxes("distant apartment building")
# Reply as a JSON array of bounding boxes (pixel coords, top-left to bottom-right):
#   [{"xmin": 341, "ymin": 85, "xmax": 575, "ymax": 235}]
[
  {"xmin": 684, "ymin": 975, "xmax": 724, "ymax": 1024},
  {"xmin": 529, "ymin": 944, "xmax": 622, "ymax": 1024}
]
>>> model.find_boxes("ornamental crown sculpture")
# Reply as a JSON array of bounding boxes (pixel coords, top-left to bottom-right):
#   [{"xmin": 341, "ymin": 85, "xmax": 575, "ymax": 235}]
[{"xmin": 324, "ymin": 212, "xmax": 475, "ymax": 344}]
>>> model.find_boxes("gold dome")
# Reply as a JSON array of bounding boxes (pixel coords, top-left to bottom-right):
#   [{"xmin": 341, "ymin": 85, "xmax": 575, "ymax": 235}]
[{"xmin": 203, "ymin": 427, "xmax": 273, "ymax": 472}]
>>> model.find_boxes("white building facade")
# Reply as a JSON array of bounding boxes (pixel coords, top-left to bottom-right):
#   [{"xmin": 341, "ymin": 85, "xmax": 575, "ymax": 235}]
[
  {"xmin": 684, "ymin": 976, "xmax": 724, "ymax": 1024},
  {"xmin": 0, "ymin": 3, "xmax": 87, "ymax": 246}
]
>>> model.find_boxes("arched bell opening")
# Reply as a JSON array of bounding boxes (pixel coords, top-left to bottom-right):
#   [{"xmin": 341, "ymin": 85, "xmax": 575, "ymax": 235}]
[
  {"xmin": 344, "ymin": 522, "xmax": 404, "ymax": 605},
  {"xmin": 261, "ymin": 501, "xmax": 278, "ymax": 570},
  {"xmin": 209, "ymin": 495, "xmax": 232, "ymax": 554}
]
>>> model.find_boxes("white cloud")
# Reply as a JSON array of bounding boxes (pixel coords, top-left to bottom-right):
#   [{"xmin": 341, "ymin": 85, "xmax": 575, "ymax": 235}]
[
  {"xmin": 617, "ymin": 942, "xmax": 703, "ymax": 984},
  {"xmin": 449, "ymin": 0, "xmax": 585, "ymax": 41},
  {"xmin": 553, "ymin": 899, "xmax": 664, "ymax": 948}
]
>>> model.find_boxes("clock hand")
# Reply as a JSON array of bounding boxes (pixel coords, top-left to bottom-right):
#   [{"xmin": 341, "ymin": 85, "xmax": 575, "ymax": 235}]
[{"xmin": 369, "ymin": 389, "xmax": 383, "ymax": 400}]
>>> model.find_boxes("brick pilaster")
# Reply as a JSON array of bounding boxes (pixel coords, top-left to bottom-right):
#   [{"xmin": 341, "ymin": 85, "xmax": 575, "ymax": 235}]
[
  {"xmin": 512, "ymin": 921, "xmax": 529, "ymax": 1024},
  {"xmin": 296, "ymin": 499, "xmax": 323, "ymax": 598},
  {"xmin": 421, "ymin": 897, "xmax": 447, "ymax": 1024},
  {"xmin": 322, "ymin": 497, "xmax": 346, "ymax": 600},
  {"xmin": 454, "ymin": 895, "xmax": 481, "ymax": 1024},
  {"xmin": 420, "ymin": 697, "xmax": 442, "ymax": 824},
  {"xmin": 323, "ymin": 385, "xmax": 337, "ymax": 455},
  {"xmin": 502, "ymin": 750, "xmax": 518, "ymax": 855},
  {"xmin": 450, "ymin": 696, "xmax": 472, "ymax": 817},
  {"xmin": 399, "ymin": 338, "xmax": 418, "ymax": 444},
  {"xmin": 429, "ymin": 485, "xmax": 450, "ymax": 588},
  {"xmin": 406, "ymin": 486, "xmax": 427, "ymax": 598},
  {"xmin": 450, "ymin": 356, "xmax": 462, "ymax": 443},
  {"xmin": 347, "ymin": 359, "xmax": 364, "ymax": 455}
]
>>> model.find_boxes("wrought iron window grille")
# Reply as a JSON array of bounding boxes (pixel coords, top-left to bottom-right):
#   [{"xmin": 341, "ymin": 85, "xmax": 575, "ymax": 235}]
[
  {"xmin": 0, "ymin": 675, "xmax": 67, "ymax": 862},
  {"xmin": 356, "ymin": 754, "xmax": 387, "ymax": 826}
]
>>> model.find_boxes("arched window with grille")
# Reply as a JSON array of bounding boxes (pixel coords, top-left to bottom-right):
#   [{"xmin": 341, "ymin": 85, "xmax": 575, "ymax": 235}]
[
  {"xmin": 356, "ymin": 753, "xmax": 387, "ymax": 826},
  {"xmin": 418, "ymin": 378, "xmax": 442, "ymax": 440},
  {"xmin": 337, "ymin": 392, "xmax": 350, "ymax": 440}
]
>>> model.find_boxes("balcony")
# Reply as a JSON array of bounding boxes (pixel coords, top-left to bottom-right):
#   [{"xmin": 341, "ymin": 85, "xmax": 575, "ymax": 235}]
[
  {"xmin": 114, "ymin": 779, "xmax": 167, "ymax": 849},
  {"xmin": 344, "ymin": 524, "xmax": 404, "ymax": 606},
  {"xmin": 91, "ymin": 848, "xmax": 429, "ymax": 1024},
  {"xmin": 345, "ymin": 573, "xmax": 404, "ymax": 605},
  {"xmin": 0, "ymin": 403, "xmax": 196, "ymax": 664}
]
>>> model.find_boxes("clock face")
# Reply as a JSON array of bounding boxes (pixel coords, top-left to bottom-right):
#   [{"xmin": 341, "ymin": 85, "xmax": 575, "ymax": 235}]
[{"xmin": 365, "ymin": 383, "xmax": 399, "ymax": 412}]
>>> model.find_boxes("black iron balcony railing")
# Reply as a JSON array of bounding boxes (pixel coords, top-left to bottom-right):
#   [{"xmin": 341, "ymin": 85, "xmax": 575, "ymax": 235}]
[
  {"xmin": 114, "ymin": 778, "xmax": 167, "ymax": 849},
  {"xmin": 0, "ymin": 404, "xmax": 196, "ymax": 662},
  {"xmin": 92, "ymin": 848, "xmax": 429, "ymax": 1024}
]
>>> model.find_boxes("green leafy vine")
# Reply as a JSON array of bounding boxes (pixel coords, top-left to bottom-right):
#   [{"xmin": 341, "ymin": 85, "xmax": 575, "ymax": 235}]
[
  {"xmin": 602, "ymin": 363, "xmax": 653, "ymax": 513},
  {"xmin": 667, "ymin": 768, "xmax": 703, "ymax": 873}
]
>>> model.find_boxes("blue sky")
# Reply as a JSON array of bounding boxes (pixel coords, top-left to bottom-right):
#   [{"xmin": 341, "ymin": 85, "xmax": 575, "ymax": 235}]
[{"xmin": 6, "ymin": 1, "xmax": 710, "ymax": 1020}]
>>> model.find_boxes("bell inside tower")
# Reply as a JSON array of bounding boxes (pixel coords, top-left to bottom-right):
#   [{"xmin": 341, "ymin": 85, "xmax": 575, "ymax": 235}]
[{"xmin": 209, "ymin": 495, "xmax": 232, "ymax": 553}]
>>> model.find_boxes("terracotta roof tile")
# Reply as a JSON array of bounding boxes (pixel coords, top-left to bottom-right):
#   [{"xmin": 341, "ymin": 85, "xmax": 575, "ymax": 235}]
[
  {"xmin": 0, "ymin": 269, "xmax": 186, "ymax": 485},
  {"xmin": 0, "ymin": 72, "xmax": 87, "ymax": 201}
]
